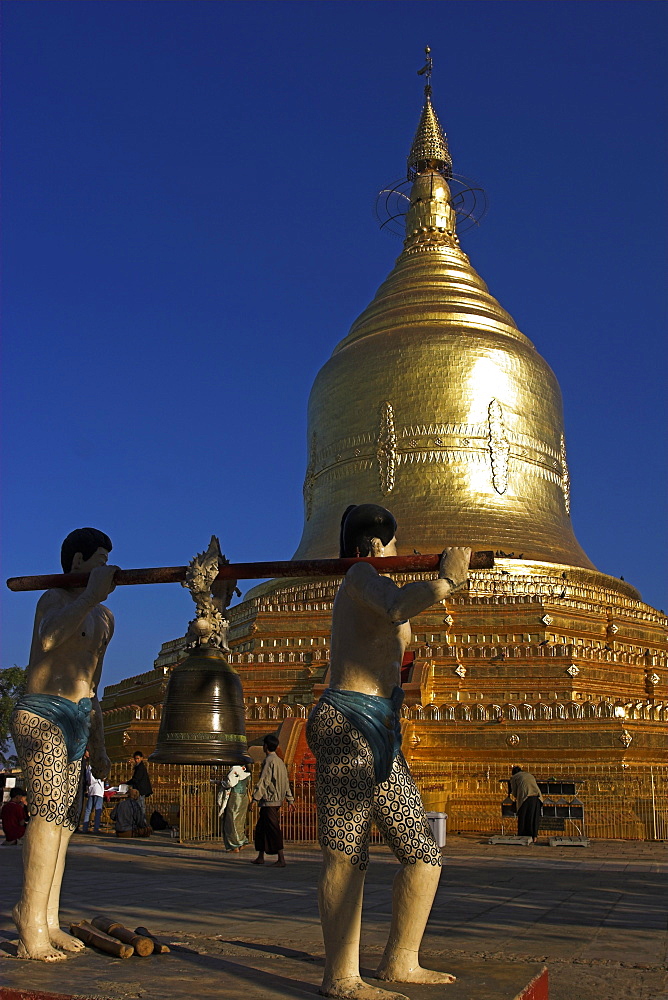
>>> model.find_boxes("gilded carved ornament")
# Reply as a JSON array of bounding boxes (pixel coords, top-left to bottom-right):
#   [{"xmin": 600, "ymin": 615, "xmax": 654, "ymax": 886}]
[
  {"xmin": 566, "ymin": 665, "xmax": 580, "ymax": 677},
  {"xmin": 454, "ymin": 664, "xmax": 466, "ymax": 678},
  {"xmin": 182, "ymin": 535, "xmax": 235, "ymax": 651},
  {"xmin": 618, "ymin": 730, "xmax": 633, "ymax": 748},
  {"xmin": 377, "ymin": 400, "xmax": 397, "ymax": 494},
  {"xmin": 541, "ymin": 614, "xmax": 553, "ymax": 626},
  {"xmin": 303, "ymin": 432, "xmax": 316, "ymax": 520},
  {"xmin": 488, "ymin": 399, "xmax": 509, "ymax": 494},
  {"xmin": 648, "ymin": 673, "xmax": 660, "ymax": 685},
  {"xmin": 507, "ymin": 734, "xmax": 520, "ymax": 746},
  {"xmin": 560, "ymin": 434, "xmax": 571, "ymax": 515}
]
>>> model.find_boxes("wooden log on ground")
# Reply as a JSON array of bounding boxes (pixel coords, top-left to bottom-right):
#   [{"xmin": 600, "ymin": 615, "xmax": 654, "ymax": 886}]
[
  {"xmin": 69, "ymin": 920, "xmax": 134, "ymax": 958},
  {"xmin": 134, "ymin": 925, "xmax": 171, "ymax": 953},
  {"xmin": 91, "ymin": 915, "xmax": 154, "ymax": 956}
]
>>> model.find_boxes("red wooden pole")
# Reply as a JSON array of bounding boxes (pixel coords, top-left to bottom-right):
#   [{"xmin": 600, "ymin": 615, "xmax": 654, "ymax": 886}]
[{"xmin": 6, "ymin": 551, "xmax": 494, "ymax": 593}]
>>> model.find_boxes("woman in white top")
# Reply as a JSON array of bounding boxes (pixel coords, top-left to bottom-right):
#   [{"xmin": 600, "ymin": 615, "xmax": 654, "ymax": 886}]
[
  {"xmin": 219, "ymin": 764, "xmax": 251, "ymax": 852},
  {"xmin": 82, "ymin": 761, "xmax": 105, "ymax": 834}
]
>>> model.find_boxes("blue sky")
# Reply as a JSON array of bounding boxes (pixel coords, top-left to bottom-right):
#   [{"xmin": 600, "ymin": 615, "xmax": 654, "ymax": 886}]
[{"xmin": 2, "ymin": 1, "xmax": 666, "ymax": 689}]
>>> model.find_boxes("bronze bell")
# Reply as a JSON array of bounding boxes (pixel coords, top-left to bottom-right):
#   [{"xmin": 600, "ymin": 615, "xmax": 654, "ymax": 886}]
[{"xmin": 150, "ymin": 643, "xmax": 251, "ymax": 765}]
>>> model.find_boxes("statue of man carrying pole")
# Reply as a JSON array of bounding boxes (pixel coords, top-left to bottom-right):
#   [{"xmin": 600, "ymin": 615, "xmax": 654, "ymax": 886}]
[
  {"xmin": 307, "ymin": 504, "xmax": 470, "ymax": 999},
  {"xmin": 11, "ymin": 527, "xmax": 117, "ymax": 961}
]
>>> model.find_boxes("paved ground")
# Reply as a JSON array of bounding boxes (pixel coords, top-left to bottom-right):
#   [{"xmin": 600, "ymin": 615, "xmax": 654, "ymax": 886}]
[{"xmin": 0, "ymin": 833, "xmax": 666, "ymax": 1000}]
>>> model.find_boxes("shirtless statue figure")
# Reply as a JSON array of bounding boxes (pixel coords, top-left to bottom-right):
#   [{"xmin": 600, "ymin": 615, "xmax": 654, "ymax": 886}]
[
  {"xmin": 307, "ymin": 505, "xmax": 470, "ymax": 1000},
  {"xmin": 11, "ymin": 528, "xmax": 118, "ymax": 961}
]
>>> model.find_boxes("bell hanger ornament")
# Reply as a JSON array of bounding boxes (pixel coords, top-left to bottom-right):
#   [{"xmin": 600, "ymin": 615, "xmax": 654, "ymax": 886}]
[{"xmin": 150, "ymin": 536, "xmax": 251, "ymax": 766}]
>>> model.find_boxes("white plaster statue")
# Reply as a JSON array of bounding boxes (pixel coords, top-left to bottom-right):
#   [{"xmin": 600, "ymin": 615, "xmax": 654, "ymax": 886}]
[
  {"xmin": 11, "ymin": 528, "xmax": 117, "ymax": 961},
  {"xmin": 307, "ymin": 504, "xmax": 470, "ymax": 999}
]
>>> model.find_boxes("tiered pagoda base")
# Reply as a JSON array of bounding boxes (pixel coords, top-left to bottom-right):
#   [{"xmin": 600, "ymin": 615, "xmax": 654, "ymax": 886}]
[{"xmin": 101, "ymin": 561, "xmax": 667, "ymax": 838}]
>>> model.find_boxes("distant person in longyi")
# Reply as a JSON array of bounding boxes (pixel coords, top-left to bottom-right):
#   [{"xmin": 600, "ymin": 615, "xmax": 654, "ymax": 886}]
[
  {"xmin": 509, "ymin": 766, "xmax": 543, "ymax": 843},
  {"xmin": 251, "ymin": 734, "xmax": 294, "ymax": 868}
]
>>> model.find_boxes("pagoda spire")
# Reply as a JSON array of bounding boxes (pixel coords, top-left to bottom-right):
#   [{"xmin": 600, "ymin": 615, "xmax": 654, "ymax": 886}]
[
  {"xmin": 407, "ymin": 47, "xmax": 452, "ymax": 180},
  {"xmin": 291, "ymin": 47, "xmax": 595, "ymax": 573}
]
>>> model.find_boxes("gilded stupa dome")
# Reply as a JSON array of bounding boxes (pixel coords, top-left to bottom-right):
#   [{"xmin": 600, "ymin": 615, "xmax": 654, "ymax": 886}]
[{"xmin": 293, "ymin": 76, "xmax": 594, "ymax": 570}]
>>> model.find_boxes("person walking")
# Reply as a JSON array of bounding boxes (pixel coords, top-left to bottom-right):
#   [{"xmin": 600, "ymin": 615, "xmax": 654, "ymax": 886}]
[
  {"xmin": 127, "ymin": 750, "xmax": 152, "ymax": 814},
  {"xmin": 251, "ymin": 735, "xmax": 294, "ymax": 867},
  {"xmin": 82, "ymin": 762, "xmax": 105, "ymax": 834},
  {"xmin": 220, "ymin": 764, "xmax": 251, "ymax": 852},
  {"xmin": 509, "ymin": 766, "xmax": 543, "ymax": 842}
]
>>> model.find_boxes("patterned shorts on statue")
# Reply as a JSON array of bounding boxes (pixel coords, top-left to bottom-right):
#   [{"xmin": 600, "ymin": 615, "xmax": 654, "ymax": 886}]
[
  {"xmin": 11, "ymin": 709, "xmax": 83, "ymax": 830},
  {"xmin": 306, "ymin": 699, "xmax": 441, "ymax": 871}
]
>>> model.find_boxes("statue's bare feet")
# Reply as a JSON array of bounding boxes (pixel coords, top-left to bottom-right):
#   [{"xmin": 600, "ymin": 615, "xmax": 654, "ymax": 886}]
[
  {"xmin": 13, "ymin": 904, "xmax": 68, "ymax": 962},
  {"xmin": 375, "ymin": 961, "xmax": 456, "ymax": 985},
  {"xmin": 320, "ymin": 977, "xmax": 409, "ymax": 1000},
  {"xmin": 48, "ymin": 927, "xmax": 85, "ymax": 953}
]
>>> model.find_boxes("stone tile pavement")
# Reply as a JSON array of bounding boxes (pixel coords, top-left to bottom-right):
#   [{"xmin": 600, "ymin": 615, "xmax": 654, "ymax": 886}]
[{"xmin": 0, "ymin": 833, "xmax": 666, "ymax": 1000}]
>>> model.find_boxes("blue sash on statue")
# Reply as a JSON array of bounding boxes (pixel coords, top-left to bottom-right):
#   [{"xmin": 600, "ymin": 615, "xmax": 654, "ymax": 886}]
[
  {"xmin": 14, "ymin": 693, "xmax": 92, "ymax": 763},
  {"xmin": 320, "ymin": 686, "xmax": 404, "ymax": 784}
]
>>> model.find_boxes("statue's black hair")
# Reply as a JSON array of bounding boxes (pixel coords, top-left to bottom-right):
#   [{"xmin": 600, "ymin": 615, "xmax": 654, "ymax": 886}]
[
  {"xmin": 60, "ymin": 527, "xmax": 113, "ymax": 573},
  {"xmin": 339, "ymin": 504, "xmax": 397, "ymax": 558}
]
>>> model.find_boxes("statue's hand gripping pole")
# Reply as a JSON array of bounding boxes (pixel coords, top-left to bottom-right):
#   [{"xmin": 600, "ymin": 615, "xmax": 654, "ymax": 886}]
[{"xmin": 7, "ymin": 551, "xmax": 494, "ymax": 592}]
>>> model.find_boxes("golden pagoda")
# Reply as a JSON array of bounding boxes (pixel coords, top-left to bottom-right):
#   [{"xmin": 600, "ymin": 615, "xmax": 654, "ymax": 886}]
[{"xmin": 102, "ymin": 54, "xmax": 667, "ymax": 839}]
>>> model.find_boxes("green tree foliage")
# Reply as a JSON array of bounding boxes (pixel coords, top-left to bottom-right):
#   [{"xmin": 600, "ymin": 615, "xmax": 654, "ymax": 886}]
[{"xmin": 0, "ymin": 666, "xmax": 26, "ymax": 767}]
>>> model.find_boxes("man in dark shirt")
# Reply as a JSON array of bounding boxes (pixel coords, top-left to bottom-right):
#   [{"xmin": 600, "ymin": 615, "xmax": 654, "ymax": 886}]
[{"xmin": 127, "ymin": 751, "xmax": 152, "ymax": 813}]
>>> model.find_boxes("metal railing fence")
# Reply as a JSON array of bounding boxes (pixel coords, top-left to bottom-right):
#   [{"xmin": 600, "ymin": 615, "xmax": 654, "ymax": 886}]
[
  {"xmin": 410, "ymin": 762, "xmax": 668, "ymax": 842},
  {"xmin": 100, "ymin": 762, "xmax": 182, "ymax": 834},
  {"xmin": 101, "ymin": 761, "xmax": 667, "ymax": 844}
]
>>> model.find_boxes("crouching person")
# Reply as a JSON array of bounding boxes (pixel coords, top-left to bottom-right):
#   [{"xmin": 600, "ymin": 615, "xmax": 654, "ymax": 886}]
[{"xmin": 111, "ymin": 788, "xmax": 152, "ymax": 838}]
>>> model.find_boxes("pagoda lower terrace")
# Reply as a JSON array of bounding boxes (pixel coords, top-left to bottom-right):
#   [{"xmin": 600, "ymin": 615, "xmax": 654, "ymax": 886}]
[{"xmin": 100, "ymin": 561, "xmax": 668, "ymax": 841}]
